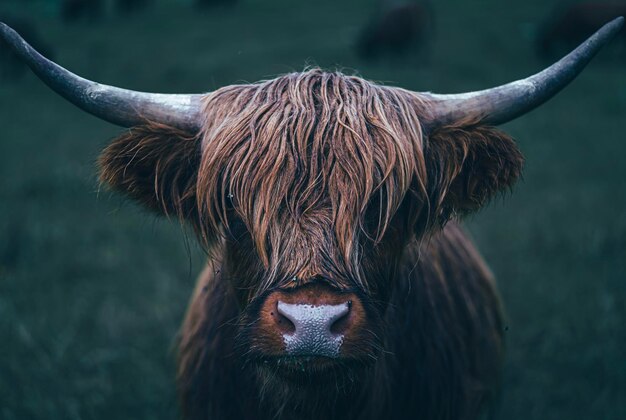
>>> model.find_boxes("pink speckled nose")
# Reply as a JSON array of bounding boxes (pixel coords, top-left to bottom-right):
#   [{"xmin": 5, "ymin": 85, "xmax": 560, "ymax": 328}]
[{"xmin": 276, "ymin": 301, "xmax": 350, "ymax": 358}]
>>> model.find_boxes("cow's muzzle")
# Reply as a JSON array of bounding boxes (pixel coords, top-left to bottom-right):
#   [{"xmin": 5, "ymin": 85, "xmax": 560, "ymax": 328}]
[
  {"xmin": 258, "ymin": 283, "xmax": 365, "ymax": 359},
  {"xmin": 276, "ymin": 301, "xmax": 350, "ymax": 357}
]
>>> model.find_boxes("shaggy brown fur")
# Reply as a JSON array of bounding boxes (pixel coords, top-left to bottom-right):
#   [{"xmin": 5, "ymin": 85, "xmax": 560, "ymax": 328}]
[
  {"xmin": 99, "ymin": 123, "xmax": 202, "ymax": 225},
  {"xmin": 173, "ymin": 222, "xmax": 504, "ymax": 420},
  {"xmin": 98, "ymin": 69, "xmax": 524, "ymax": 420},
  {"xmin": 195, "ymin": 71, "xmax": 429, "ymax": 293}
]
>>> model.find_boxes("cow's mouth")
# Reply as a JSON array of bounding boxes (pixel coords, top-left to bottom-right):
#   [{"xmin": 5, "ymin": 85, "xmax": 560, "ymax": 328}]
[
  {"xmin": 257, "ymin": 355, "xmax": 362, "ymax": 382},
  {"xmin": 262, "ymin": 355, "xmax": 337, "ymax": 371}
]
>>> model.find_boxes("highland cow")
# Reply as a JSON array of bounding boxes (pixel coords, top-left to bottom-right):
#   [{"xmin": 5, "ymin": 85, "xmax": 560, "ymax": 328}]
[
  {"xmin": 61, "ymin": 0, "xmax": 105, "ymax": 23},
  {"xmin": 194, "ymin": 0, "xmax": 237, "ymax": 10},
  {"xmin": 0, "ymin": 17, "xmax": 622, "ymax": 420},
  {"xmin": 60, "ymin": 0, "xmax": 149, "ymax": 22},
  {"xmin": 116, "ymin": 0, "xmax": 152, "ymax": 15},
  {"xmin": 356, "ymin": 0, "xmax": 434, "ymax": 60},
  {"xmin": 536, "ymin": 1, "xmax": 626, "ymax": 59}
]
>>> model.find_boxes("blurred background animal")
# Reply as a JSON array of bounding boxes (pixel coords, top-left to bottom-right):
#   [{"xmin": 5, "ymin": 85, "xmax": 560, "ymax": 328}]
[
  {"xmin": 61, "ymin": 0, "xmax": 105, "ymax": 23},
  {"xmin": 61, "ymin": 0, "xmax": 151, "ymax": 22},
  {"xmin": 116, "ymin": 0, "xmax": 152, "ymax": 15},
  {"xmin": 356, "ymin": 0, "xmax": 434, "ymax": 60},
  {"xmin": 194, "ymin": 0, "xmax": 237, "ymax": 10},
  {"xmin": 536, "ymin": 1, "xmax": 626, "ymax": 60}
]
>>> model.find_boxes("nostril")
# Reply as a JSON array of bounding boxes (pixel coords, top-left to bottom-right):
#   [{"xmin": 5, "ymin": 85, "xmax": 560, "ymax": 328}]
[
  {"xmin": 330, "ymin": 300, "xmax": 351, "ymax": 335},
  {"xmin": 271, "ymin": 305, "xmax": 296, "ymax": 334}
]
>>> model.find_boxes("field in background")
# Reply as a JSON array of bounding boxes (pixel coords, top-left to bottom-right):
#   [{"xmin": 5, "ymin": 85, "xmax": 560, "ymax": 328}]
[{"xmin": 0, "ymin": 0, "xmax": 624, "ymax": 419}]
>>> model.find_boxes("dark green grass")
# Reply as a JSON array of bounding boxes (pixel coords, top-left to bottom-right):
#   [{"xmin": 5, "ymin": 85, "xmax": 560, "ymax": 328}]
[{"xmin": 0, "ymin": 0, "xmax": 624, "ymax": 418}]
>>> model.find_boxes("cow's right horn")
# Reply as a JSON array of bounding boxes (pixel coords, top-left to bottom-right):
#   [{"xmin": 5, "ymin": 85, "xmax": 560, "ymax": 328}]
[
  {"xmin": 422, "ymin": 17, "xmax": 624, "ymax": 130},
  {"xmin": 0, "ymin": 22, "xmax": 204, "ymax": 132}
]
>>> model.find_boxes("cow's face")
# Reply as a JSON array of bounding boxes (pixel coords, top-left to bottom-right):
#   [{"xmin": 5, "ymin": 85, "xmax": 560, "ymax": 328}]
[
  {"xmin": 192, "ymin": 72, "xmax": 429, "ymax": 382},
  {"xmin": 99, "ymin": 70, "xmax": 523, "ymax": 383}
]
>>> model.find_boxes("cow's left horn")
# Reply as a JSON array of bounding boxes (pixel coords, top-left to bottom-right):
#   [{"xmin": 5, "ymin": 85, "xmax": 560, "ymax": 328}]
[
  {"xmin": 0, "ymin": 22, "xmax": 203, "ymax": 132},
  {"xmin": 423, "ymin": 17, "xmax": 624, "ymax": 129}
]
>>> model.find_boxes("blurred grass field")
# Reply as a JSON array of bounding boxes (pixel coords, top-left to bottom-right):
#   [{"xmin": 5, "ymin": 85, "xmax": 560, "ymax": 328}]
[{"xmin": 0, "ymin": 0, "xmax": 625, "ymax": 419}]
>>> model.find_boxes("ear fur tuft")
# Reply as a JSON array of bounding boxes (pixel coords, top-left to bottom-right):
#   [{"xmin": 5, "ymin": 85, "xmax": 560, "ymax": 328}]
[
  {"xmin": 98, "ymin": 123, "xmax": 201, "ymax": 223},
  {"xmin": 426, "ymin": 125, "xmax": 524, "ymax": 225}
]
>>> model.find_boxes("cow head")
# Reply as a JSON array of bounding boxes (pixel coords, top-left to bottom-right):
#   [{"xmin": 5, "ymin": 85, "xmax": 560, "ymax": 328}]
[
  {"xmin": 96, "ymin": 72, "xmax": 526, "ymax": 381},
  {"xmin": 0, "ymin": 16, "xmax": 621, "ymax": 389}
]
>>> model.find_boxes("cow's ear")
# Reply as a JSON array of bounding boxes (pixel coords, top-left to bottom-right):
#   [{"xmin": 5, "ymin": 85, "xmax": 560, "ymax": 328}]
[
  {"xmin": 98, "ymin": 123, "xmax": 201, "ymax": 222},
  {"xmin": 425, "ymin": 125, "xmax": 524, "ymax": 224}
]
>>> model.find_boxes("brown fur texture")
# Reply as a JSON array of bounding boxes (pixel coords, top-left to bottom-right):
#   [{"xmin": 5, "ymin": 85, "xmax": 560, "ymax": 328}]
[
  {"xmin": 195, "ymin": 70, "xmax": 429, "ymax": 289},
  {"xmin": 99, "ymin": 123, "xmax": 202, "ymax": 227},
  {"xmin": 426, "ymin": 125, "xmax": 524, "ymax": 223},
  {"xmin": 98, "ymin": 69, "xmax": 524, "ymax": 420},
  {"xmin": 176, "ymin": 223, "xmax": 504, "ymax": 420}
]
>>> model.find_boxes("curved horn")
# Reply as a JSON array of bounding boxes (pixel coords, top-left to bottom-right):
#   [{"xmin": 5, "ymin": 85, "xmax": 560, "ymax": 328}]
[
  {"xmin": 423, "ymin": 17, "xmax": 624, "ymax": 128},
  {"xmin": 0, "ymin": 22, "xmax": 204, "ymax": 131}
]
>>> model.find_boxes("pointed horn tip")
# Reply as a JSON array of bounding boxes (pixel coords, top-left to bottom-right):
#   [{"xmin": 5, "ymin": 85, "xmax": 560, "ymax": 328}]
[
  {"xmin": 423, "ymin": 16, "xmax": 624, "ymax": 129},
  {"xmin": 610, "ymin": 15, "xmax": 624, "ymax": 27},
  {"xmin": 598, "ymin": 16, "xmax": 624, "ymax": 40},
  {"xmin": 1, "ymin": 21, "xmax": 204, "ymax": 131}
]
